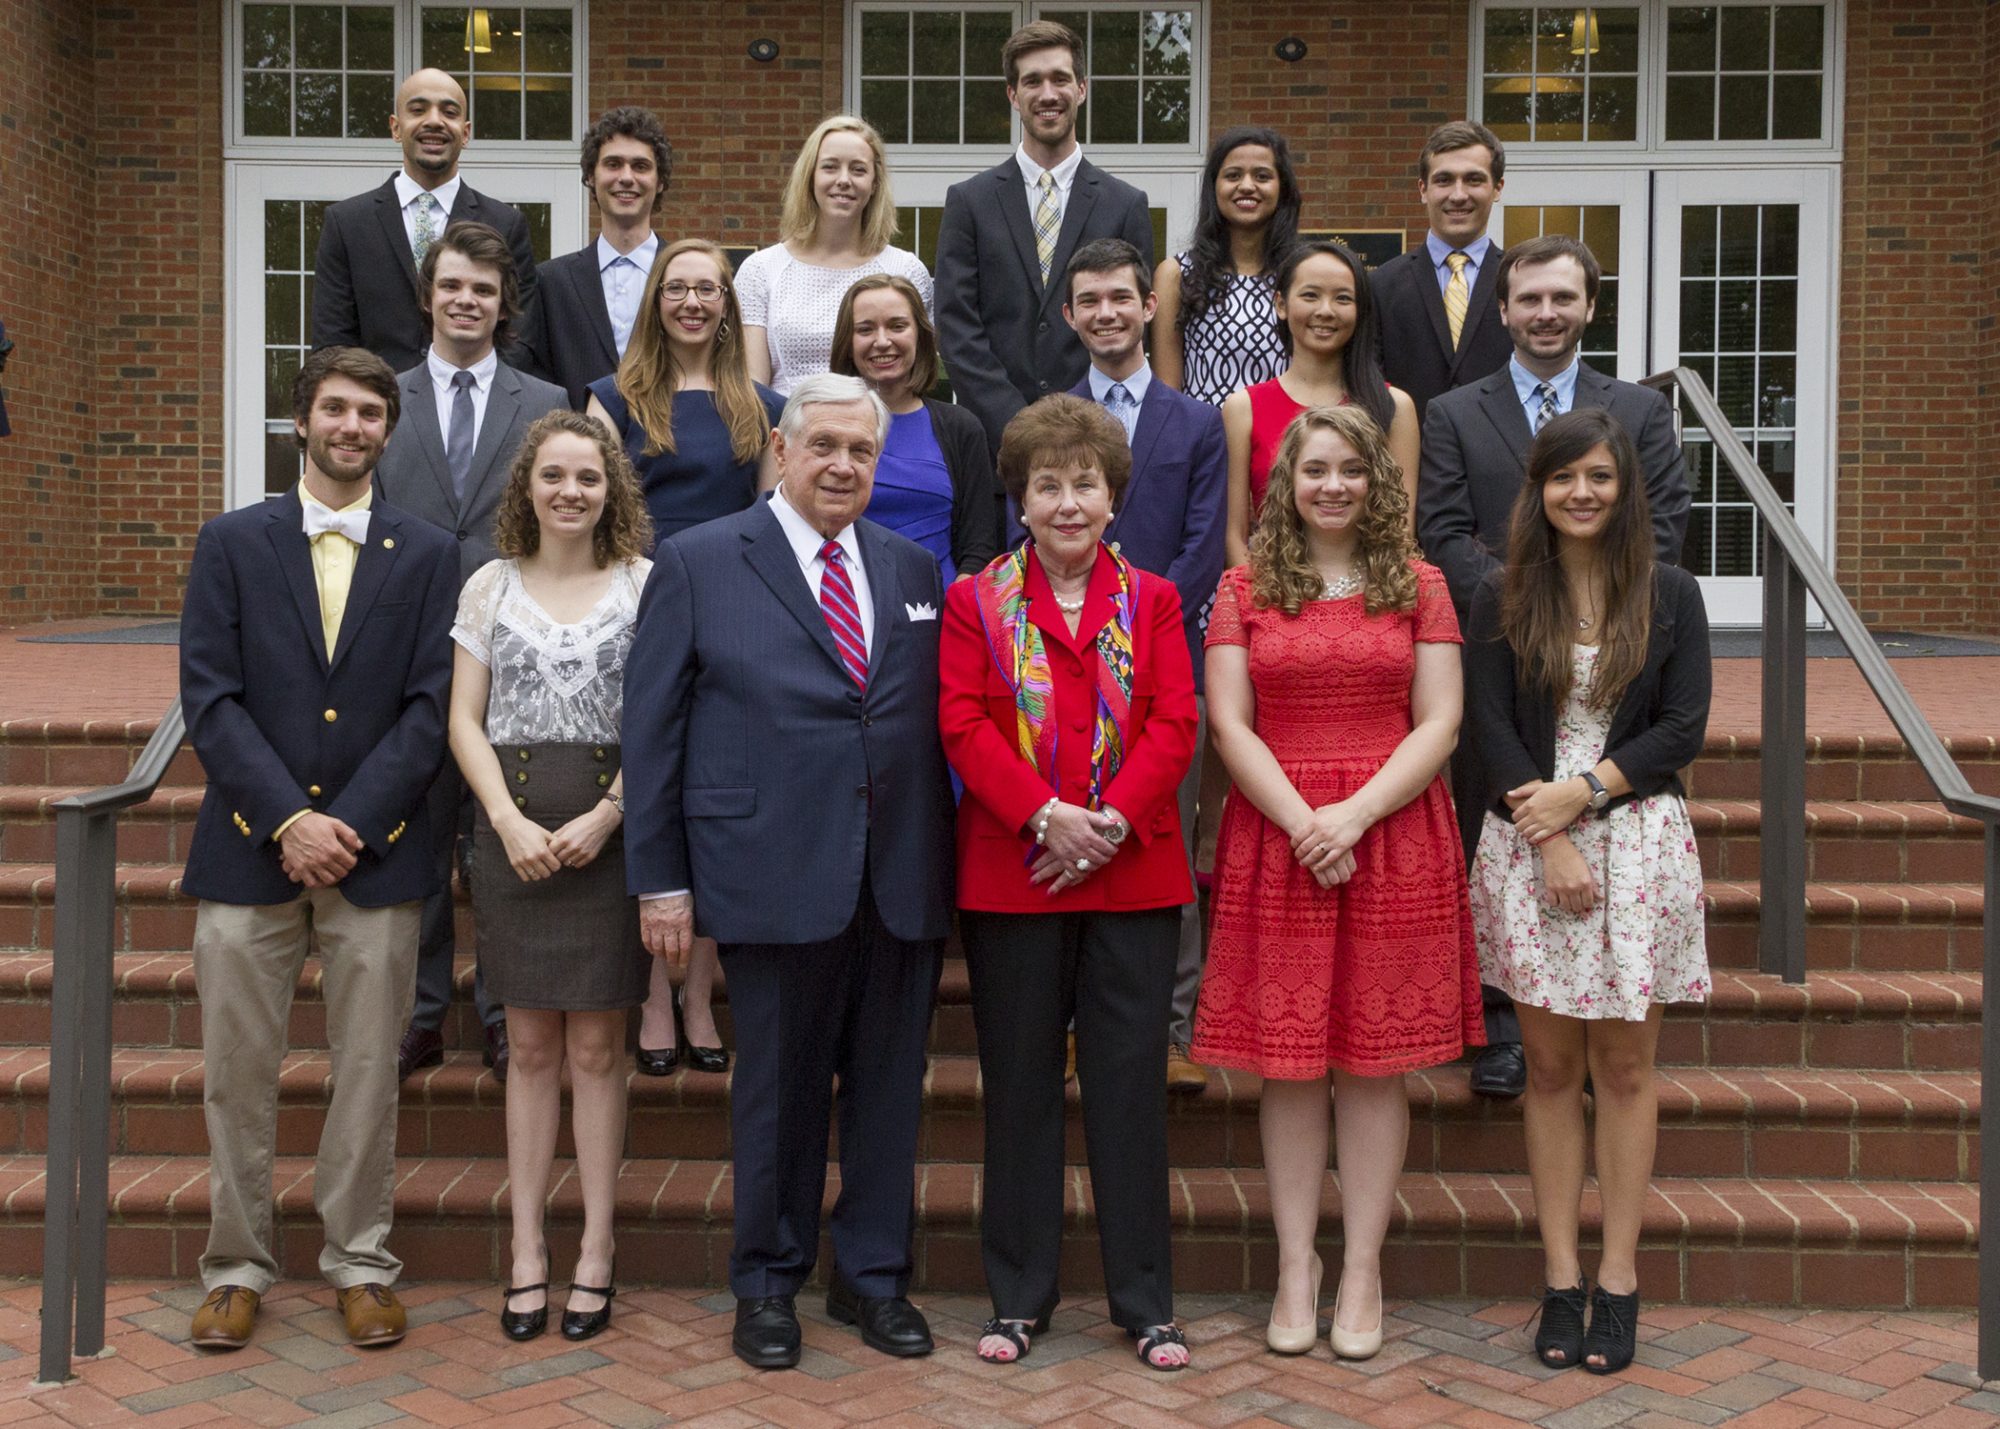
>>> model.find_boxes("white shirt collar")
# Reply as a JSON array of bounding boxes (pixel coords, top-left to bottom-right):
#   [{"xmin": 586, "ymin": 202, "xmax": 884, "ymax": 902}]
[
  {"xmin": 395, "ymin": 171, "xmax": 463, "ymax": 217},
  {"xmin": 1088, "ymin": 359, "xmax": 1152, "ymax": 406},
  {"xmin": 427, "ymin": 344, "xmax": 499, "ymax": 393},
  {"xmin": 769, "ymin": 485, "xmax": 861, "ymax": 572},
  {"xmin": 596, "ymin": 231, "xmax": 659, "ymax": 275},
  {"xmin": 1016, "ymin": 144, "xmax": 1085, "ymax": 192}
]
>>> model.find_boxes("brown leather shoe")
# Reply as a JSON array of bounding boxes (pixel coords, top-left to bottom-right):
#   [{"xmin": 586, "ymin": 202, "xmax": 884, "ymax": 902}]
[
  {"xmin": 336, "ymin": 1283, "xmax": 408, "ymax": 1345},
  {"xmin": 1167, "ymin": 1043, "xmax": 1210, "ymax": 1094},
  {"xmin": 190, "ymin": 1284, "xmax": 260, "ymax": 1349}
]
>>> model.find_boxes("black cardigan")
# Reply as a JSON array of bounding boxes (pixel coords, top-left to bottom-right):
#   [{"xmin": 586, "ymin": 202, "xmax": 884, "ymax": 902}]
[
  {"xmin": 921, "ymin": 397, "xmax": 1007, "ymax": 575},
  {"xmin": 1465, "ymin": 563, "xmax": 1712, "ymax": 820}
]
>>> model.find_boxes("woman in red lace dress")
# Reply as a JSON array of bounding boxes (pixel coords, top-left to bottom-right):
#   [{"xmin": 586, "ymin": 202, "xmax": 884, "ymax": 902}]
[{"xmin": 1192, "ymin": 404, "xmax": 1481, "ymax": 1361}]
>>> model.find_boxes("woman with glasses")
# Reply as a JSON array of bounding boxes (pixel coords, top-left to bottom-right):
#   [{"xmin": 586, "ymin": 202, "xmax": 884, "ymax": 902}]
[
  {"xmin": 738, "ymin": 115, "xmax": 933, "ymax": 395},
  {"xmin": 584, "ymin": 236, "xmax": 783, "ymax": 1079}
]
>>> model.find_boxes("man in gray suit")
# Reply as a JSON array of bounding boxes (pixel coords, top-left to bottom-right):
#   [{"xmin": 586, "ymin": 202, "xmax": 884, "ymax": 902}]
[
  {"xmin": 934, "ymin": 19, "xmax": 1155, "ymax": 454},
  {"xmin": 623, "ymin": 374, "xmax": 954, "ymax": 1371},
  {"xmin": 373, "ymin": 220, "xmax": 567, "ymax": 1080},
  {"xmin": 1418, "ymin": 233, "xmax": 1690, "ymax": 1100}
]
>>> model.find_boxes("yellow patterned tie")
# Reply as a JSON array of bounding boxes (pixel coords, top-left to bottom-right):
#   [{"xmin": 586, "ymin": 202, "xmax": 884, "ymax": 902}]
[
  {"xmin": 1034, "ymin": 172, "xmax": 1060, "ymax": 285},
  {"xmin": 1443, "ymin": 250, "xmax": 1470, "ymax": 350}
]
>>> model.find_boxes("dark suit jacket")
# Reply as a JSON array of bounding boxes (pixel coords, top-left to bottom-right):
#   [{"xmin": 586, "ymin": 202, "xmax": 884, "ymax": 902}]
[
  {"xmin": 933, "ymin": 156, "xmax": 1154, "ymax": 452},
  {"xmin": 372, "ymin": 357, "xmax": 568, "ymax": 585},
  {"xmin": 311, "ymin": 175, "xmax": 540, "ymax": 375},
  {"xmin": 520, "ymin": 242, "xmax": 624, "ymax": 410},
  {"xmin": 179, "ymin": 489, "xmax": 458, "ymax": 907},
  {"xmin": 1418, "ymin": 362, "xmax": 1693, "ymax": 613},
  {"xmin": 1373, "ymin": 243, "xmax": 1513, "ymax": 423},
  {"xmin": 1465, "ymin": 563, "xmax": 1711, "ymax": 817},
  {"xmin": 621, "ymin": 500, "xmax": 955, "ymax": 945}
]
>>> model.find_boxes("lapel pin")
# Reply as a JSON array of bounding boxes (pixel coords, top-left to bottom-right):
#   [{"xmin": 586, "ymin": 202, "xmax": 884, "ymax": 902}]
[{"xmin": 382, "ymin": 537, "xmax": 395, "ymax": 549}]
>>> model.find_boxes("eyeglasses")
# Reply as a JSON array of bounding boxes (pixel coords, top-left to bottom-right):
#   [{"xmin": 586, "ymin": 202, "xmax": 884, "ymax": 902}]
[{"xmin": 660, "ymin": 280, "xmax": 724, "ymax": 303}]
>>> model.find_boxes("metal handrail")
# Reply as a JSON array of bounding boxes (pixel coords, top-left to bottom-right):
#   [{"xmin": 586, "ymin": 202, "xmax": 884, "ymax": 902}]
[
  {"xmin": 1644, "ymin": 368, "xmax": 2000, "ymax": 1376},
  {"xmin": 38, "ymin": 700, "xmax": 185, "ymax": 1386}
]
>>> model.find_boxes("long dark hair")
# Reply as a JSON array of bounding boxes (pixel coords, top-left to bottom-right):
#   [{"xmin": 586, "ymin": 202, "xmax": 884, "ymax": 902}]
[
  {"xmin": 1500, "ymin": 408, "xmax": 1656, "ymax": 711},
  {"xmin": 1179, "ymin": 126, "xmax": 1300, "ymax": 332},
  {"xmin": 1274, "ymin": 240, "xmax": 1394, "ymax": 435}
]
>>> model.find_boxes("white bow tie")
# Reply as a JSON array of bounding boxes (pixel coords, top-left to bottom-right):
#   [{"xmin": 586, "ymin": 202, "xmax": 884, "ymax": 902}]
[{"xmin": 303, "ymin": 503, "xmax": 371, "ymax": 545}]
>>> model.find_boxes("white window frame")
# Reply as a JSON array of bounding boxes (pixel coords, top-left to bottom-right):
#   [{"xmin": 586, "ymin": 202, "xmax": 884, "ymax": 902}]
[
  {"xmin": 224, "ymin": 0, "xmax": 589, "ymax": 161},
  {"xmin": 1468, "ymin": 0, "xmax": 1844, "ymax": 163},
  {"xmin": 846, "ymin": 1, "xmax": 1210, "ymax": 175}
]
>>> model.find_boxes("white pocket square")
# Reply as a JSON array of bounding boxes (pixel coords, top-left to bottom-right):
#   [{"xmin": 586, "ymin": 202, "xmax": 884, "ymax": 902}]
[{"xmin": 904, "ymin": 602, "xmax": 938, "ymax": 622}]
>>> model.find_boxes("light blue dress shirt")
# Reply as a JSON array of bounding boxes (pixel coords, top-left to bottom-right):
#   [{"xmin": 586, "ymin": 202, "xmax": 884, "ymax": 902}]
[
  {"xmin": 598, "ymin": 232, "xmax": 659, "ymax": 359},
  {"xmin": 1426, "ymin": 231, "xmax": 1494, "ymax": 296},
  {"xmin": 1509, "ymin": 353, "xmax": 1583, "ymax": 432},
  {"xmin": 1087, "ymin": 360, "xmax": 1152, "ymax": 446}
]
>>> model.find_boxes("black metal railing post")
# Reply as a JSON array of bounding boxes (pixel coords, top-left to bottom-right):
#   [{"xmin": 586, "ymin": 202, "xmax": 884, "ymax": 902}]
[{"xmin": 1760, "ymin": 525, "xmax": 1808, "ymax": 983}]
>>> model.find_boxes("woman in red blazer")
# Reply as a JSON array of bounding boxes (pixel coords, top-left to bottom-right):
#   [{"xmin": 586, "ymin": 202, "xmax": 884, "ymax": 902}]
[{"xmin": 939, "ymin": 394, "xmax": 1198, "ymax": 1374}]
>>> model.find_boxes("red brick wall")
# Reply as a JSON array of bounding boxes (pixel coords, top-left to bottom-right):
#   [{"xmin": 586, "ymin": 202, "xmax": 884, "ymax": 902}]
[
  {"xmin": 1979, "ymin": 2, "xmax": 2000, "ymax": 636},
  {"xmin": 0, "ymin": 1, "xmax": 100, "ymax": 621}
]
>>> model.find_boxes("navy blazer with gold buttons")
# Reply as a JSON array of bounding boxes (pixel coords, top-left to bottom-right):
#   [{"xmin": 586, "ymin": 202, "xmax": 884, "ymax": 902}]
[{"xmin": 178, "ymin": 486, "xmax": 458, "ymax": 907}]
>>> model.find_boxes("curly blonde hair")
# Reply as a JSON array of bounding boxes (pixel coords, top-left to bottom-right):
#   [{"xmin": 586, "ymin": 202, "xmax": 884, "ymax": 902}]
[
  {"xmin": 1249, "ymin": 404, "xmax": 1417, "ymax": 616},
  {"xmin": 492, "ymin": 410, "xmax": 654, "ymax": 566}
]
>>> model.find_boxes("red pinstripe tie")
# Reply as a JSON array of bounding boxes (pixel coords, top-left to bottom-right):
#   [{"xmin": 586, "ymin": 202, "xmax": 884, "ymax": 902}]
[{"xmin": 818, "ymin": 540, "xmax": 868, "ymax": 688}]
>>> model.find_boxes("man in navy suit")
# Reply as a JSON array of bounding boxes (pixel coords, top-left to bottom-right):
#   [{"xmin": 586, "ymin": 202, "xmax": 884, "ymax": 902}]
[
  {"xmin": 623, "ymin": 373, "xmax": 954, "ymax": 1370},
  {"xmin": 934, "ymin": 20, "xmax": 1155, "ymax": 454},
  {"xmin": 1050, "ymin": 237, "xmax": 1224, "ymax": 1093},
  {"xmin": 312, "ymin": 69, "xmax": 539, "ymax": 375},
  {"xmin": 521, "ymin": 106, "xmax": 672, "ymax": 409},
  {"xmin": 178, "ymin": 347, "xmax": 457, "ymax": 1352}
]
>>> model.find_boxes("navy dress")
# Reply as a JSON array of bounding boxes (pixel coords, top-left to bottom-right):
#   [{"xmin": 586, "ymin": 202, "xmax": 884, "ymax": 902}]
[
  {"xmin": 868, "ymin": 407, "xmax": 958, "ymax": 581},
  {"xmin": 588, "ymin": 376, "xmax": 786, "ymax": 543}
]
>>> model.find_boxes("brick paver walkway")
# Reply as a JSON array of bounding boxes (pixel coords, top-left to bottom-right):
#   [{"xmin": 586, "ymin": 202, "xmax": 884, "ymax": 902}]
[{"xmin": 8, "ymin": 1282, "xmax": 1996, "ymax": 1427}]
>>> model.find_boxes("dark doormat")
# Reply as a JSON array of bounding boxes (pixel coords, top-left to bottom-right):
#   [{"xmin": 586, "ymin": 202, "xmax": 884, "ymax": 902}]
[
  {"xmin": 22, "ymin": 621, "xmax": 181, "ymax": 645},
  {"xmin": 1710, "ymin": 628, "xmax": 2000, "ymax": 659}
]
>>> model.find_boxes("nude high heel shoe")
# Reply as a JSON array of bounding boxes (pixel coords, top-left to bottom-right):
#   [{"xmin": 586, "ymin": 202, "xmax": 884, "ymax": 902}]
[
  {"xmin": 1265, "ymin": 1253, "xmax": 1323, "ymax": 1355},
  {"xmin": 1329, "ymin": 1274, "xmax": 1384, "ymax": 1361}
]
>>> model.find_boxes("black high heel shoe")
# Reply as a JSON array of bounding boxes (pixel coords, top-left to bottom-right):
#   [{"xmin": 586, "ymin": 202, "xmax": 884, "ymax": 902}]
[
  {"xmin": 499, "ymin": 1246, "xmax": 550, "ymax": 1342},
  {"xmin": 677, "ymin": 987, "xmax": 730, "ymax": 1075},
  {"xmin": 562, "ymin": 1262, "xmax": 617, "ymax": 1342},
  {"xmin": 1531, "ymin": 1281, "xmax": 1588, "ymax": 1369},
  {"xmin": 1582, "ymin": 1284, "xmax": 1639, "ymax": 1375},
  {"xmin": 636, "ymin": 991, "xmax": 680, "ymax": 1077}
]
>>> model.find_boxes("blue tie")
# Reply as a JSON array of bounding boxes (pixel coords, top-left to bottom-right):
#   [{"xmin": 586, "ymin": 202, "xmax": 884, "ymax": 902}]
[
  {"xmin": 447, "ymin": 369, "xmax": 477, "ymax": 503},
  {"xmin": 1106, "ymin": 382, "xmax": 1136, "ymax": 445}
]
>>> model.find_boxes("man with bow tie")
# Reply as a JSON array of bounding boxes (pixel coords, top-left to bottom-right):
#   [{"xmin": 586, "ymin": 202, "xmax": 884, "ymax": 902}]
[
  {"xmin": 622, "ymin": 372, "xmax": 955, "ymax": 1370},
  {"xmin": 178, "ymin": 346, "xmax": 458, "ymax": 1353}
]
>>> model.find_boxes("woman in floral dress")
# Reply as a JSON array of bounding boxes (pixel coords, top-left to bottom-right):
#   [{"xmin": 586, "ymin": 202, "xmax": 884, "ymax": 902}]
[{"xmin": 1464, "ymin": 408, "xmax": 1711, "ymax": 1378}]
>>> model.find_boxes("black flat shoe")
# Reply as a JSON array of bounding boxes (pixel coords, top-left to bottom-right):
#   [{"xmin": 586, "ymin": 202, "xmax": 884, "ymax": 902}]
[
  {"xmin": 1531, "ymin": 1281, "xmax": 1588, "ymax": 1369},
  {"xmin": 676, "ymin": 987, "xmax": 730, "ymax": 1074},
  {"xmin": 500, "ymin": 1247, "xmax": 550, "ymax": 1342},
  {"xmin": 1470, "ymin": 1041, "xmax": 1526, "ymax": 1099},
  {"xmin": 1582, "ymin": 1285, "xmax": 1639, "ymax": 1375},
  {"xmin": 826, "ymin": 1278, "xmax": 933, "ymax": 1357},
  {"xmin": 561, "ymin": 1269, "xmax": 616, "ymax": 1342},
  {"xmin": 635, "ymin": 1043, "xmax": 680, "ymax": 1076},
  {"xmin": 733, "ymin": 1294, "xmax": 801, "ymax": 1369}
]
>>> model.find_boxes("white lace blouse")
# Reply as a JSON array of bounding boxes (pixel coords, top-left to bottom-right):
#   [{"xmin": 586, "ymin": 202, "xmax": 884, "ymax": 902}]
[
  {"xmin": 451, "ymin": 557, "xmax": 652, "ymax": 746},
  {"xmin": 733, "ymin": 243, "xmax": 935, "ymax": 395}
]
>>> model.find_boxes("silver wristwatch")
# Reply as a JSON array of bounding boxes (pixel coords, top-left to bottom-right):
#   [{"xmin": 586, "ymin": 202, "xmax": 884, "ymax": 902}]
[{"xmin": 1580, "ymin": 772, "xmax": 1610, "ymax": 813}]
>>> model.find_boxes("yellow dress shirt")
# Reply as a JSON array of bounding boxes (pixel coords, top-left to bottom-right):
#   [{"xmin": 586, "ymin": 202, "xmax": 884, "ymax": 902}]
[{"xmin": 275, "ymin": 484, "xmax": 374, "ymax": 844}]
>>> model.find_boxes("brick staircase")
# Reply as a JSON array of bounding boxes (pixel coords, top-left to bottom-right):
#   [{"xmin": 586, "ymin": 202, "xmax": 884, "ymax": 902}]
[{"xmin": 0, "ymin": 705, "xmax": 1989, "ymax": 1309}]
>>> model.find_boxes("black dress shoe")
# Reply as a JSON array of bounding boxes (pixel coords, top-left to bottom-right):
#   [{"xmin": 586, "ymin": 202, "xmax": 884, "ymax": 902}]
[
  {"xmin": 676, "ymin": 988, "xmax": 730, "ymax": 1075},
  {"xmin": 826, "ymin": 1278, "xmax": 933, "ymax": 1357},
  {"xmin": 397, "ymin": 1025, "xmax": 444, "ymax": 1082},
  {"xmin": 635, "ymin": 1043, "xmax": 681, "ymax": 1076},
  {"xmin": 499, "ymin": 1279, "xmax": 549, "ymax": 1342},
  {"xmin": 484, "ymin": 1023, "xmax": 510, "ymax": 1084},
  {"xmin": 733, "ymin": 1295, "xmax": 801, "ymax": 1369},
  {"xmin": 561, "ymin": 1271, "xmax": 616, "ymax": 1342},
  {"xmin": 1470, "ymin": 1041, "xmax": 1527, "ymax": 1099}
]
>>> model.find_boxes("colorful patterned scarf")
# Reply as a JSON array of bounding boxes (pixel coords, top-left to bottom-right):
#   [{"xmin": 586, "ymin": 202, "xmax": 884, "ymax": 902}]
[{"xmin": 974, "ymin": 543, "xmax": 1137, "ymax": 811}]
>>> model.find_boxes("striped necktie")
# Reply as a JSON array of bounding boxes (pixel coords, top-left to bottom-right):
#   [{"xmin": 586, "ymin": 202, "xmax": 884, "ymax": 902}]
[
  {"xmin": 818, "ymin": 540, "xmax": 868, "ymax": 688},
  {"xmin": 1534, "ymin": 381, "xmax": 1560, "ymax": 433},
  {"xmin": 1443, "ymin": 250, "xmax": 1470, "ymax": 350},
  {"xmin": 1033, "ymin": 172, "xmax": 1060, "ymax": 285}
]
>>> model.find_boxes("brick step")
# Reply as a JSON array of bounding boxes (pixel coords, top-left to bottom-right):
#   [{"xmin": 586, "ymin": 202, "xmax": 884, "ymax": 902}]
[
  {"xmin": 0, "ymin": 720, "xmax": 205, "ymax": 789},
  {"xmin": 1688, "ymin": 799, "xmax": 1988, "ymax": 883},
  {"xmin": 0, "ymin": 956, "xmax": 1976, "ymax": 1073},
  {"xmin": 0, "ymin": 785, "xmax": 204, "ymax": 864},
  {"xmin": 1685, "ymin": 731, "xmax": 2000, "ymax": 802},
  {"xmin": 0, "ymin": 1155, "xmax": 1971, "ymax": 1309},
  {"xmin": 0, "ymin": 1047, "xmax": 1976, "ymax": 1184},
  {"xmin": 1704, "ymin": 881, "xmax": 1984, "ymax": 972}
]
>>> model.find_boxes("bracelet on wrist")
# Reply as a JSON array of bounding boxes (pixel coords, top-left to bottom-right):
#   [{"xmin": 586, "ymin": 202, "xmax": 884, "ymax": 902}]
[{"xmin": 1032, "ymin": 796, "xmax": 1059, "ymax": 845}]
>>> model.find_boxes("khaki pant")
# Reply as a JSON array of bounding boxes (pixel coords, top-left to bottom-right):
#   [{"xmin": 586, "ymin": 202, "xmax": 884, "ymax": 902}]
[{"xmin": 194, "ymin": 890, "xmax": 420, "ymax": 1293}]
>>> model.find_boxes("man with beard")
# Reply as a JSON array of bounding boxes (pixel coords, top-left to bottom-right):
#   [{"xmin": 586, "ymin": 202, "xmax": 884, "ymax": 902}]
[
  {"xmin": 178, "ymin": 347, "xmax": 458, "ymax": 1351},
  {"xmin": 312, "ymin": 69, "xmax": 539, "ymax": 374},
  {"xmin": 934, "ymin": 20, "xmax": 1154, "ymax": 455}
]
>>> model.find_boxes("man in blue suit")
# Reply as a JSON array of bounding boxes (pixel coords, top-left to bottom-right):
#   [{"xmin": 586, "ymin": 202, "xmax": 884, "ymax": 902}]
[
  {"xmin": 622, "ymin": 373, "xmax": 954, "ymax": 1370},
  {"xmin": 1052, "ymin": 237, "xmax": 1225, "ymax": 1094},
  {"xmin": 178, "ymin": 347, "xmax": 458, "ymax": 1352}
]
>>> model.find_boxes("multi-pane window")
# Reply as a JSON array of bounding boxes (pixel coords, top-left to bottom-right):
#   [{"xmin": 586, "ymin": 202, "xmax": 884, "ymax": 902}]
[
  {"xmin": 853, "ymin": 4, "xmax": 1200, "ymax": 150},
  {"xmin": 1665, "ymin": 4, "xmax": 1825, "ymax": 142},
  {"xmin": 262, "ymin": 199, "xmax": 334, "ymax": 496},
  {"xmin": 241, "ymin": 3, "xmax": 397, "ymax": 138},
  {"xmin": 1481, "ymin": 7, "xmax": 1642, "ymax": 144},
  {"xmin": 1501, "ymin": 204, "xmax": 1624, "ymax": 375},
  {"xmin": 419, "ymin": 6, "xmax": 575, "ymax": 142}
]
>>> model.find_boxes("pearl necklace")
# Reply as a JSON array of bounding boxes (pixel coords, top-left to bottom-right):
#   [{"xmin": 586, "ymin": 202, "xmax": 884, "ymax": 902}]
[
  {"xmin": 1053, "ymin": 593, "xmax": 1086, "ymax": 613},
  {"xmin": 1320, "ymin": 564, "xmax": 1364, "ymax": 601}
]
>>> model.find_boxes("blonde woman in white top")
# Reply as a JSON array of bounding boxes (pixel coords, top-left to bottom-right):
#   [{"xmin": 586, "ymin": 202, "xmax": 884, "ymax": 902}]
[{"xmin": 738, "ymin": 114, "xmax": 934, "ymax": 395}]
